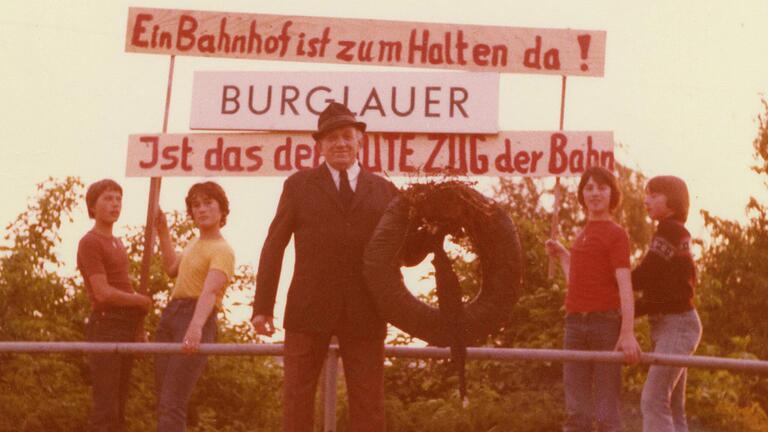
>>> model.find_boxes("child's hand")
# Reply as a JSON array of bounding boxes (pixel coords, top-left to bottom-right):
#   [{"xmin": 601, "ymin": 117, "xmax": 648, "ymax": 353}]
[{"xmin": 545, "ymin": 239, "xmax": 567, "ymax": 258}]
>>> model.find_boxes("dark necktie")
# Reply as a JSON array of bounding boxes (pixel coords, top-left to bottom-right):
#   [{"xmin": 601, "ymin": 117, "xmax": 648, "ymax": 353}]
[{"xmin": 339, "ymin": 169, "xmax": 354, "ymax": 210}]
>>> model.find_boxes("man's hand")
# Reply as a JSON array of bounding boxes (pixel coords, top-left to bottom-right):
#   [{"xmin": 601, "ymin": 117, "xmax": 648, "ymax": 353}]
[
  {"xmin": 251, "ymin": 314, "xmax": 275, "ymax": 337},
  {"xmin": 615, "ymin": 331, "xmax": 642, "ymax": 364}
]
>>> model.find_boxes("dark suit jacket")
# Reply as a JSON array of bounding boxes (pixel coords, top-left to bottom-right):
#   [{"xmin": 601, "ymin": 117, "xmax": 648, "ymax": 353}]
[{"xmin": 253, "ymin": 163, "xmax": 398, "ymax": 339}]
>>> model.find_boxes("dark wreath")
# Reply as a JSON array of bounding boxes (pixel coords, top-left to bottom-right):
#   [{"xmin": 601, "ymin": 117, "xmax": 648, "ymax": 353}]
[{"xmin": 363, "ymin": 181, "xmax": 523, "ymax": 398}]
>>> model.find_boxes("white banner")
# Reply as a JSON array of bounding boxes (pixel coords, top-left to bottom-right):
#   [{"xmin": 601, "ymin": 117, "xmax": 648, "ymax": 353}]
[{"xmin": 190, "ymin": 71, "xmax": 500, "ymax": 133}]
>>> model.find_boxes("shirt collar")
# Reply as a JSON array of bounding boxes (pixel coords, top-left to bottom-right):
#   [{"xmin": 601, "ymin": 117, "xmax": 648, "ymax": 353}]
[{"xmin": 326, "ymin": 161, "xmax": 360, "ymax": 184}]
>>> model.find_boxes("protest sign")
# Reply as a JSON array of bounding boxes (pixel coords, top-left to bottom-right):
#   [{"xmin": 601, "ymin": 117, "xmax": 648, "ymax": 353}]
[
  {"xmin": 126, "ymin": 7, "xmax": 606, "ymax": 76},
  {"xmin": 126, "ymin": 131, "xmax": 613, "ymax": 177}
]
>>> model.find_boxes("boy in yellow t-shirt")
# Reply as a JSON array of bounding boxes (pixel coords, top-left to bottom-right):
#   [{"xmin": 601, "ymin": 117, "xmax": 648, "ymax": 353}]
[{"xmin": 154, "ymin": 181, "xmax": 235, "ymax": 432}]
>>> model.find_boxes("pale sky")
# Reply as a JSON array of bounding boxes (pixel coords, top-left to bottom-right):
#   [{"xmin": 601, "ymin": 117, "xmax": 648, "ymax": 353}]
[{"xmin": 2, "ymin": 0, "xmax": 767, "ymax": 332}]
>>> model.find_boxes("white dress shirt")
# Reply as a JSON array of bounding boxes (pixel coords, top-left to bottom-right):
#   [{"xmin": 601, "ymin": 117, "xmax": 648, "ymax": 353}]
[{"xmin": 325, "ymin": 162, "xmax": 360, "ymax": 192}]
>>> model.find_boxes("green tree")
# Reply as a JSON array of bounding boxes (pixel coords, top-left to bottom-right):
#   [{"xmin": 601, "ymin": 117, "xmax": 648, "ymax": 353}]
[
  {"xmin": 689, "ymin": 99, "xmax": 768, "ymax": 430},
  {"xmin": 0, "ymin": 177, "xmax": 90, "ymax": 431}
]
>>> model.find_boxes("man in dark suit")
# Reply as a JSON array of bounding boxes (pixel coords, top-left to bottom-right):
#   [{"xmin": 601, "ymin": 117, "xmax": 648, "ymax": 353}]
[{"xmin": 251, "ymin": 102, "xmax": 397, "ymax": 432}]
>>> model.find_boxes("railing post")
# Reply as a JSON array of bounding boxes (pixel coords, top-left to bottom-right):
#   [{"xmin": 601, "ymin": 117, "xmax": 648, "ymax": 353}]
[{"xmin": 323, "ymin": 339, "xmax": 340, "ymax": 432}]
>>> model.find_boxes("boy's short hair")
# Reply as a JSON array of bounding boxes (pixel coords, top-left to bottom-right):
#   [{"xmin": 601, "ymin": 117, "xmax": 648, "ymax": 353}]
[
  {"xmin": 577, "ymin": 166, "xmax": 621, "ymax": 211},
  {"xmin": 85, "ymin": 179, "xmax": 123, "ymax": 219},
  {"xmin": 185, "ymin": 181, "xmax": 230, "ymax": 227},
  {"xmin": 647, "ymin": 176, "xmax": 690, "ymax": 223}
]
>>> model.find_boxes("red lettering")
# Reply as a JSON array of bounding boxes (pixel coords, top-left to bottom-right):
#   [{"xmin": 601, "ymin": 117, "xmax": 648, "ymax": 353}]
[
  {"xmin": 383, "ymin": 134, "xmax": 398, "ymax": 171},
  {"xmin": 160, "ymin": 146, "xmax": 179, "ymax": 170},
  {"xmin": 336, "ymin": 40, "xmax": 355, "ymax": 61},
  {"xmin": 130, "ymin": 14, "xmax": 152, "ymax": 48},
  {"xmin": 408, "ymin": 29, "xmax": 428, "ymax": 64},
  {"xmin": 217, "ymin": 18, "xmax": 231, "ymax": 53},
  {"xmin": 548, "ymin": 133, "xmax": 567, "ymax": 174},
  {"xmin": 139, "ymin": 136, "xmax": 159, "ymax": 168},
  {"xmin": 513, "ymin": 151, "xmax": 530, "ymax": 174},
  {"xmin": 424, "ymin": 135, "xmax": 445, "ymax": 173},
  {"xmin": 468, "ymin": 136, "xmax": 488, "ymax": 174},
  {"xmin": 494, "ymin": 139, "xmax": 513, "ymax": 173},
  {"xmin": 361, "ymin": 134, "xmax": 382, "ymax": 172},
  {"xmin": 399, "ymin": 134, "xmax": 416, "ymax": 173},
  {"xmin": 223, "ymin": 147, "xmax": 245, "ymax": 172},
  {"xmin": 455, "ymin": 30, "xmax": 468, "ymax": 65},
  {"xmin": 177, "ymin": 15, "xmax": 198, "ymax": 51},
  {"xmin": 472, "ymin": 43, "xmax": 491, "ymax": 66},
  {"xmin": 181, "ymin": 138, "xmax": 193, "ymax": 171},
  {"xmin": 245, "ymin": 146, "xmax": 263, "ymax": 171},
  {"xmin": 358, "ymin": 40, "xmax": 374, "ymax": 62},
  {"xmin": 204, "ymin": 139, "xmax": 224, "ymax": 171},
  {"xmin": 198, "ymin": 34, "xmax": 216, "ymax": 53},
  {"xmin": 295, "ymin": 144, "xmax": 312, "ymax": 169},
  {"xmin": 274, "ymin": 138, "xmax": 293, "ymax": 171},
  {"xmin": 529, "ymin": 151, "xmax": 543, "ymax": 174}
]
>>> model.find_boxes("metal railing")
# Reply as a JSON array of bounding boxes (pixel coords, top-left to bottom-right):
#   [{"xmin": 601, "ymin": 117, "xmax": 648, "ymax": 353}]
[{"xmin": 1, "ymin": 342, "xmax": 766, "ymax": 431}]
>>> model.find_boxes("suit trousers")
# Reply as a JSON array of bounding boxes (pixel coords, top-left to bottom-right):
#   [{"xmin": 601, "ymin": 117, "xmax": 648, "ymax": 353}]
[{"xmin": 283, "ymin": 329, "xmax": 386, "ymax": 432}]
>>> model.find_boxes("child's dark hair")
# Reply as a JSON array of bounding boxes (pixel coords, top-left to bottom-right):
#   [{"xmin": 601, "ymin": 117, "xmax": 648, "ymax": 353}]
[
  {"xmin": 647, "ymin": 176, "xmax": 690, "ymax": 223},
  {"xmin": 185, "ymin": 181, "xmax": 230, "ymax": 227},
  {"xmin": 85, "ymin": 179, "xmax": 122, "ymax": 219},
  {"xmin": 577, "ymin": 166, "xmax": 621, "ymax": 211}
]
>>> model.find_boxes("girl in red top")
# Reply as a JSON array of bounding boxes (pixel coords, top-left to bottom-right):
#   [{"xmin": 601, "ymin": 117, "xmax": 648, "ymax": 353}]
[{"xmin": 546, "ymin": 166, "xmax": 641, "ymax": 432}]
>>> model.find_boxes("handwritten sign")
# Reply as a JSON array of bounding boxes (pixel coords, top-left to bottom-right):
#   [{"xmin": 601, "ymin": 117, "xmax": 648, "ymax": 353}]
[
  {"xmin": 190, "ymin": 71, "xmax": 499, "ymax": 133},
  {"xmin": 126, "ymin": 131, "xmax": 613, "ymax": 177},
  {"xmin": 126, "ymin": 8, "xmax": 606, "ymax": 77}
]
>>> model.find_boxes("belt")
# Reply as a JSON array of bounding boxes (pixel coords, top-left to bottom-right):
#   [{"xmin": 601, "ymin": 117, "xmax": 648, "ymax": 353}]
[
  {"xmin": 566, "ymin": 309, "xmax": 620, "ymax": 318},
  {"xmin": 91, "ymin": 307, "xmax": 146, "ymax": 319}
]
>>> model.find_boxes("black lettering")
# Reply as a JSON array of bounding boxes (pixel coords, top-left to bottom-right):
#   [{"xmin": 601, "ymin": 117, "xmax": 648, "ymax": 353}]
[
  {"xmin": 449, "ymin": 87, "xmax": 468, "ymax": 118},
  {"xmin": 221, "ymin": 85, "xmax": 240, "ymax": 114}
]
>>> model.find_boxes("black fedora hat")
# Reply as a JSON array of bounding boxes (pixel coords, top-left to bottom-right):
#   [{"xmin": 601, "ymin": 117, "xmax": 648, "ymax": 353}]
[{"xmin": 312, "ymin": 102, "xmax": 367, "ymax": 140}]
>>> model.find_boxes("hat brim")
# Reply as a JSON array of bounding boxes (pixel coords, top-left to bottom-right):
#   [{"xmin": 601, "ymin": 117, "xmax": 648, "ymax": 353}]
[{"xmin": 312, "ymin": 120, "xmax": 367, "ymax": 141}]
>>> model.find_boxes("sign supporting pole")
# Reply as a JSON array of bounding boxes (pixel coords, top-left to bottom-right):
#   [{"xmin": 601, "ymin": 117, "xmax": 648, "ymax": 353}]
[
  {"xmin": 139, "ymin": 55, "xmax": 176, "ymax": 294},
  {"xmin": 548, "ymin": 75, "xmax": 567, "ymax": 279}
]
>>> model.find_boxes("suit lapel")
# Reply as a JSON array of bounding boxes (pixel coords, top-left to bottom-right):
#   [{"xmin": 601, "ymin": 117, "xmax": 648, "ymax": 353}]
[{"xmin": 312, "ymin": 164, "xmax": 345, "ymax": 212}]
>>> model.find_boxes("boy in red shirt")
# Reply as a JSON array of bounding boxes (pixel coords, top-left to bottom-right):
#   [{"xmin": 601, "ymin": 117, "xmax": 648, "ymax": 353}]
[{"xmin": 77, "ymin": 179, "xmax": 152, "ymax": 432}]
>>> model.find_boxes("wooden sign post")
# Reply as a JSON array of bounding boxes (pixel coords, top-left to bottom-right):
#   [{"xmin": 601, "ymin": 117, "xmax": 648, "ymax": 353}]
[{"xmin": 138, "ymin": 55, "xmax": 174, "ymax": 295}]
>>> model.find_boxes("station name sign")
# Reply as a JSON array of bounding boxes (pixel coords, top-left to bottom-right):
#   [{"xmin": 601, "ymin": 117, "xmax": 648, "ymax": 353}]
[{"xmin": 190, "ymin": 71, "xmax": 499, "ymax": 133}]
